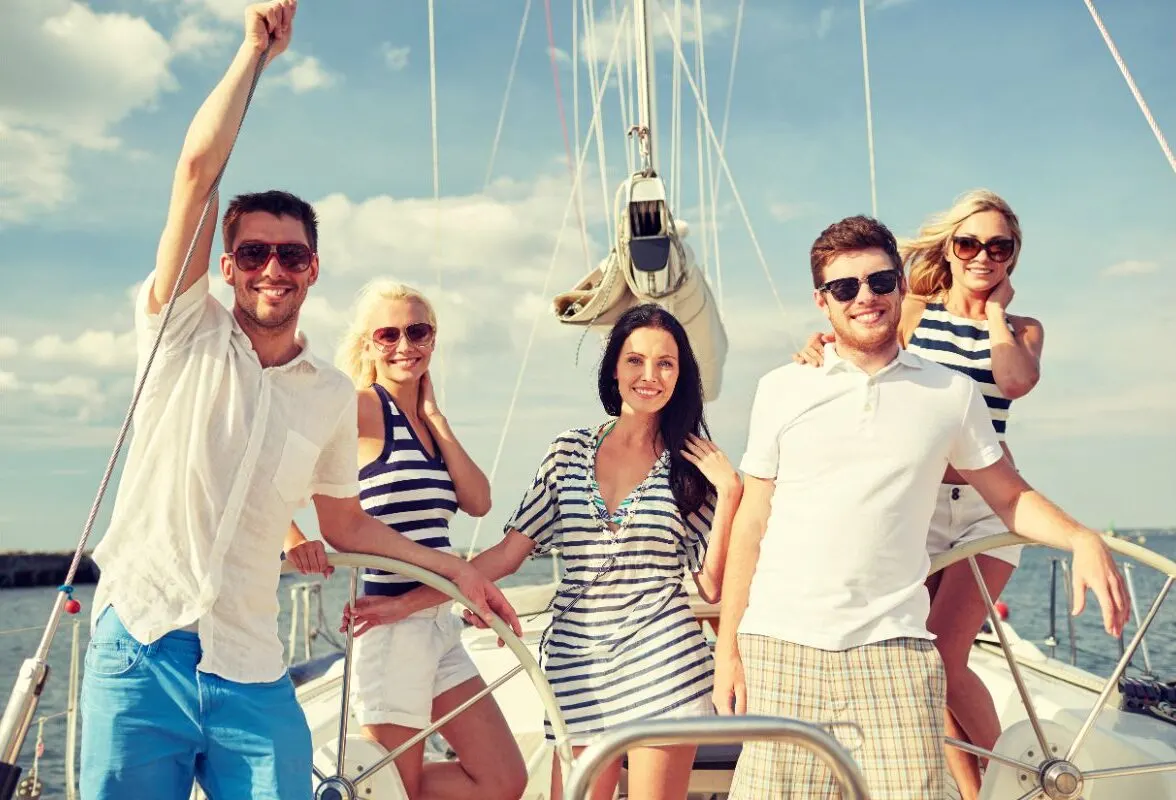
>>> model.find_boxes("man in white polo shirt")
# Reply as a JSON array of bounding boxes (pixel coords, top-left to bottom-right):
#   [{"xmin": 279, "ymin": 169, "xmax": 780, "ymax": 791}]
[
  {"xmin": 712, "ymin": 215, "xmax": 1128, "ymax": 799},
  {"xmin": 79, "ymin": 4, "xmax": 518, "ymax": 800}
]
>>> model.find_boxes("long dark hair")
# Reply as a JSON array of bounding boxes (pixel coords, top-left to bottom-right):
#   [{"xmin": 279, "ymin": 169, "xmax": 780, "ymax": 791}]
[{"xmin": 598, "ymin": 304, "xmax": 710, "ymax": 516}]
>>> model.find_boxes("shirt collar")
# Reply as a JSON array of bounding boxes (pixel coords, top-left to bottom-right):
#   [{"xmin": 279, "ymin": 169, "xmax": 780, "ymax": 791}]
[
  {"xmin": 821, "ymin": 342, "xmax": 923, "ymax": 376},
  {"xmin": 230, "ymin": 317, "xmax": 319, "ymax": 373}
]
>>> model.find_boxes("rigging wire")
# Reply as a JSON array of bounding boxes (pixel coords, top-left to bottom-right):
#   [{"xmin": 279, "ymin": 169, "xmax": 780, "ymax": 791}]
[
  {"xmin": 543, "ymin": 0, "xmax": 594, "ymax": 269},
  {"xmin": 483, "ymin": 0, "xmax": 533, "ymax": 190},
  {"xmin": 1082, "ymin": 0, "xmax": 1176, "ymax": 176},
  {"xmin": 858, "ymin": 0, "xmax": 879, "ymax": 217},
  {"xmin": 465, "ymin": 7, "xmax": 632, "ymax": 559}
]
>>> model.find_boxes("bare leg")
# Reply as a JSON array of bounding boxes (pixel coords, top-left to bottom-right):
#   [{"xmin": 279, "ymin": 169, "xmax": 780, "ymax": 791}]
[
  {"xmin": 551, "ymin": 746, "xmax": 621, "ymax": 800},
  {"xmin": 625, "ymin": 745, "xmax": 698, "ymax": 800},
  {"xmin": 420, "ymin": 676, "xmax": 527, "ymax": 800},
  {"xmin": 363, "ymin": 723, "xmax": 426, "ymax": 798},
  {"xmin": 927, "ymin": 556, "xmax": 1015, "ymax": 800},
  {"xmin": 944, "ymin": 709, "xmax": 981, "ymax": 800}
]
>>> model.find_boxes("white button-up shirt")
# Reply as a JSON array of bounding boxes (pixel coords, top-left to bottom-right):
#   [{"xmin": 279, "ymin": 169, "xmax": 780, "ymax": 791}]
[
  {"xmin": 737, "ymin": 344, "xmax": 1004, "ymax": 651},
  {"xmin": 91, "ymin": 273, "xmax": 359, "ymax": 683}
]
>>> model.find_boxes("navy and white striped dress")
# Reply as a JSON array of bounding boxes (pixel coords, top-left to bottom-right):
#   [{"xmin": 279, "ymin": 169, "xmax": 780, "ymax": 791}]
[
  {"xmin": 906, "ymin": 301, "xmax": 1013, "ymax": 440},
  {"xmin": 359, "ymin": 383, "xmax": 458, "ymax": 596},
  {"xmin": 507, "ymin": 425, "xmax": 716, "ymax": 741}
]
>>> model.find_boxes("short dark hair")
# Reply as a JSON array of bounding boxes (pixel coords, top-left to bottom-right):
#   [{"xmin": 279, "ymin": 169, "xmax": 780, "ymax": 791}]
[
  {"xmin": 222, "ymin": 190, "xmax": 318, "ymax": 252},
  {"xmin": 809, "ymin": 215, "xmax": 901, "ymax": 288}
]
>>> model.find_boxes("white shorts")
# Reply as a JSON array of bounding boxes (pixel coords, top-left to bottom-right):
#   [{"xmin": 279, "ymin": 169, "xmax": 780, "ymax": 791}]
[
  {"xmin": 350, "ymin": 601, "xmax": 482, "ymax": 729},
  {"xmin": 927, "ymin": 483, "xmax": 1022, "ymax": 568}
]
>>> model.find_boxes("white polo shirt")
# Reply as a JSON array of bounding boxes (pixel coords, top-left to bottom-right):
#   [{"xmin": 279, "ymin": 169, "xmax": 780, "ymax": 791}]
[
  {"xmin": 91, "ymin": 272, "xmax": 360, "ymax": 683},
  {"xmin": 737, "ymin": 344, "xmax": 1003, "ymax": 651}
]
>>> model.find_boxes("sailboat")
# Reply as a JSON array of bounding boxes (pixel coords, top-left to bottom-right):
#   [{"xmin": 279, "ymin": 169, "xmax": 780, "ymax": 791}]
[{"xmin": 3, "ymin": 1, "xmax": 1176, "ymax": 799}]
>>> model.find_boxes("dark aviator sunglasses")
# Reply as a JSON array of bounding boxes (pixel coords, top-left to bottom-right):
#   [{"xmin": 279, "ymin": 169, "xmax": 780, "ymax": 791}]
[
  {"xmin": 371, "ymin": 323, "xmax": 436, "ymax": 349},
  {"xmin": 952, "ymin": 235, "xmax": 1015, "ymax": 264},
  {"xmin": 230, "ymin": 241, "xmax": 314, "ymax": 272},
  {"xmin": 818, "ymin": 269, "xmax": 901, "ymax": 303}
]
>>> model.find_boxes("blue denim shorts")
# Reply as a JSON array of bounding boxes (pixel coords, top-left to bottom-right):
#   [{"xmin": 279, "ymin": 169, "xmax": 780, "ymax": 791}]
[{"xmin": 80, "ymin": 607, "xmax": 312, "ymax": 800}]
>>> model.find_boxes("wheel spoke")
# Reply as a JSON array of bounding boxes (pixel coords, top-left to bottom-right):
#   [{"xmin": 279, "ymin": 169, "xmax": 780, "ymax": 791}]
[
  {"xmin": 944, "ymin": 736, "xmax": 1037, "ymax": 773},
  {"xmin": 335, "ymin": 568, "xmax": 360, "ymax": 777},
  {"xmin": 1066, "ymin": 575, "xmax": 1173, "ymax": 761},
  {"xmin": 312, "ymin": 764, "xmax": 327, "ymax": 783},
  {"xmin": 353, "ymin": 663, "xmax": 527, "ymax": 786},
  {"xmin": 1085, "ymin": 760, "xmax": 1176, "ymax": 780},
  {"xmin": 1013, "ymin": 789, "xmax": 1045, "ymax": 800},
  {"xmin": 967, "ymin": 556, "xmax": 1052, "ymax": 757}
]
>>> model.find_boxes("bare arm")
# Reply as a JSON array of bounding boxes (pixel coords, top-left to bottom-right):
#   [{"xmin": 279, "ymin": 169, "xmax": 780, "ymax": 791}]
[
  {"xmin": 691, "ymin": 484, "xmax": 742, "ymax": 604},
  {"xmin": 150, "ymin": 1, "xmax": 295, "ymax": 314},
  {"xmin": 426, "ymin": 412, "xmax": 492, "ymax": 517},
  {"xmin": 960, "ymin": 459, "xmax": 1127, "ymax": 635},
  {"xmin": 313, "ymin": 492, "xmax": 521, "ymax": 633},
  {"xmin": 377, "ymin": 531, "xmax": 535, "ymax": 618},
  {"xmin": 712, "ymin": 476, "xmax": 773, "ymax": 715},
  {"xmin": 987, "ymin": 312, "xmax": 1044, "ymax": 400}
]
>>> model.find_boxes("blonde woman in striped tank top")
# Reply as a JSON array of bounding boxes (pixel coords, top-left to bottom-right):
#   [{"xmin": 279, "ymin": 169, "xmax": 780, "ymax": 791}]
[
  {"xmin": 286, "ymin": 280, "xmax": 526, "ymax": 800},
  {"xmin": 795, "ymin": 190, "xmax": 1044, "ymax": 800}
]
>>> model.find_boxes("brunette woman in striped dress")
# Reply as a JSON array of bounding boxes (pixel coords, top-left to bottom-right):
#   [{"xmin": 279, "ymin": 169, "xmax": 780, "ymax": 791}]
[{"xmin": 464, "ymin": 304, "xmax": 742, "ymax": 800}]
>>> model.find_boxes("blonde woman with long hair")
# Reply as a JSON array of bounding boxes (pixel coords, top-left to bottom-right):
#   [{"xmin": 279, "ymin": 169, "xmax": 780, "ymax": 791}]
[
  {"xmin": 794, "ymin": 190, "xmax": 1044, "ymax": 800},
  {"xmin": 285, "ymin": 279, "xmax": 526, "ymax": 799}
]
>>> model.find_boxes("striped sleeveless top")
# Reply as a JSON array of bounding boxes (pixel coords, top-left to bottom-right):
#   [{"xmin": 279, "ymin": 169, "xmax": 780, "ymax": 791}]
[
  {"xmin": 906, "ymin": 301, "xmax": 1012, "ymax": 440},
  {"xmin": 358, "ymin": 383, "xmax": 457, "ymax": 596}
]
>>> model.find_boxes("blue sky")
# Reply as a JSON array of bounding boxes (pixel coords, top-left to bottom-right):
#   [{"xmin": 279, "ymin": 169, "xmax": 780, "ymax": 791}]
[{"xmin": 1, "ymin": 0, "xmax": 1173, "ymax": 554}]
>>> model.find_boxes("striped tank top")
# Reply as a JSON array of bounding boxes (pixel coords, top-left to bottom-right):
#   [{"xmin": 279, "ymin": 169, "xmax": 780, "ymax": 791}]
[
  {"xmin": 906, "ymin": 301, "xmax": 1012, "ymax": 440},
  {"xmin": 358, "ymin": 383, "xmax": 457, "ymax": 596}
]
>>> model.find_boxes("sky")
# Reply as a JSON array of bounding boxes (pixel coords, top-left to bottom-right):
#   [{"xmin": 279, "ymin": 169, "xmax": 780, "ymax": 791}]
[{"xmin": 0, "ymin": 0, "xmax": 1173, "ymax": 554}]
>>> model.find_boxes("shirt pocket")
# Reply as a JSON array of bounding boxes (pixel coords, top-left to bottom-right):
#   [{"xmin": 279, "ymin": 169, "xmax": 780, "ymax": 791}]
[{"xmin": 273, "ymin": 429, "xmax": 322, "ymax": 506}]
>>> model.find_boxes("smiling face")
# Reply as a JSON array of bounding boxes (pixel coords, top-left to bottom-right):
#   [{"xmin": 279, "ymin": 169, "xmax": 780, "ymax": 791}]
[
  {"xmin": 364, "ymin": 296, "xmax": 435, "ymax": 386},
  {"xmin": 815, "ymin": 248, "xmax": 904, "ymax": 355},
  {"xmin": 221, "ymin": 211, "xmax": 318, "ymax": 333},
  {"xmin": 946, "ymin": 209, "xmax": 1017, "ymax": 295},
  {"xmin": 614, "ymin": 326, "xmax": 680, "ymax": 416}
]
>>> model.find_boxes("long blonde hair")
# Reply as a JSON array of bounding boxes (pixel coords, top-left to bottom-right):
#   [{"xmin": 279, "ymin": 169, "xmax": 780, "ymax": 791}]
[
  {"xmin": 335, "ymin": 279, "xmax": 438, "ymax": 389},
  {"xmin": 902, "ymin": 189, "xmax": 1023, "ymax": 298}
]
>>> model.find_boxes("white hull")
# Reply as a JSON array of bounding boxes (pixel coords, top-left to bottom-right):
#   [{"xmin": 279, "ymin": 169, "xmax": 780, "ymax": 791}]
[{"xmin": 294, "ymin": 581, "xmax": 1176, "ymax": 799}]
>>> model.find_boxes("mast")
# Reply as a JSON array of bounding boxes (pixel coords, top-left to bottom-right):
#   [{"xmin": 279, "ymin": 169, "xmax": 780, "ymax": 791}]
[{"xmin": 632, "ymin": 0, "xmax": 658, "ymax": 173}]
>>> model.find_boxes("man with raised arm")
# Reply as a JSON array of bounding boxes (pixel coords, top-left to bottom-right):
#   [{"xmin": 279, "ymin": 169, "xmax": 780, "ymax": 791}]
[
  {"xmin": 79, "ymin": 4, "xmax": 518, "ymax": 799},
  {"xmin": 712, "ymin": 215, "xmax": 1129, "ymax": 799}
]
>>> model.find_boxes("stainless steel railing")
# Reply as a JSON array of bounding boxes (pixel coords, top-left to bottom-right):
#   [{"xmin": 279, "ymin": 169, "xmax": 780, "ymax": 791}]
[{"xmin": 562, "ymin": 715, "xmax": 870, "ymax": 800}]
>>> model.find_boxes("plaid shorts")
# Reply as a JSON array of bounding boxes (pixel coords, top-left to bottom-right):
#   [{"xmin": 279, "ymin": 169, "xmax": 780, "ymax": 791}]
[{"xmin": 730, "ymin": 634, "xmax": 947, "ymax": 800}]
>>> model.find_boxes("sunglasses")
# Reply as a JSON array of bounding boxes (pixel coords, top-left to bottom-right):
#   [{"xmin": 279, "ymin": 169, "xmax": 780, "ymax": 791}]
[
  {"xmin": 230, "ymin": 241, "xmax": 314, "ymax": 272},
  {"xmin": 371, "ymin": 323, "xmax": 436, "ymax": 349},
  {"xmin": 952, "ymin": 235, "xmax": 1015, "ymax": 264},
  {"xmin": 819, "ymin": 269, "xmax": 901, "ymax": 303}
]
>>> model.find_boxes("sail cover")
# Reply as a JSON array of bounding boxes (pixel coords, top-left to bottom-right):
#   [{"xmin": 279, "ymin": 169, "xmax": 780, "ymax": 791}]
[{"xmin": 552, "ymin": 173, "xmax": 729, "ymax": 401}]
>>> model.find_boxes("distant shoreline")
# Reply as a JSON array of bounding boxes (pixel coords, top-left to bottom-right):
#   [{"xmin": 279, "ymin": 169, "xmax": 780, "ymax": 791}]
[{"xmin": 0, "ymin": 551, "xmax": 99, "ymax": 588}]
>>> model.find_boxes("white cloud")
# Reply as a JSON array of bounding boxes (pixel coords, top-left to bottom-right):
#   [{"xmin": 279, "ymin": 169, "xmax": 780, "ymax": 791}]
[
  {"xmin": 275, "ymin": 55, "xmax": 337, "ymax": 93},
  {"xmin": 0, "ymin": 337, "xmax": 18, "ymax": 358},
  {"xmin": 381, "ymin": 43, "xmax": 410, "ymax": 71},
  {"xmin": 171, "ymin": 13, "xmax": 233, "ymax": 56},
  {"xmin": 1102, "ymin": 259, "xmax": 1159, "ymax": 277},
  {"xmin": 768, "ymin": 201, "xmax": 815, "ymax": 222},
  {"xmin": 30, "ymin": 329, "xmax": 137, "ymax": 370},
  {"xmin": 31, "ymin": 376, "xmax": 101, "ymax": 399},
  {"xmin": 581, "ymin": 7, "xmax": 729, "ymax": 63},
  {"xmin": 0, "ymin": 372, "xmax": 18, "ymax": 391},
  {"xmin": 186, "ymin": 0, "xmax": 248, "ymax": 23},
  {"xmin": 816, "ymin": 7, "xmax": 836, "ymax": 39},
  {"xmin": 0, "ymin": 1, "xmax": 176, "ymax": 221}
]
